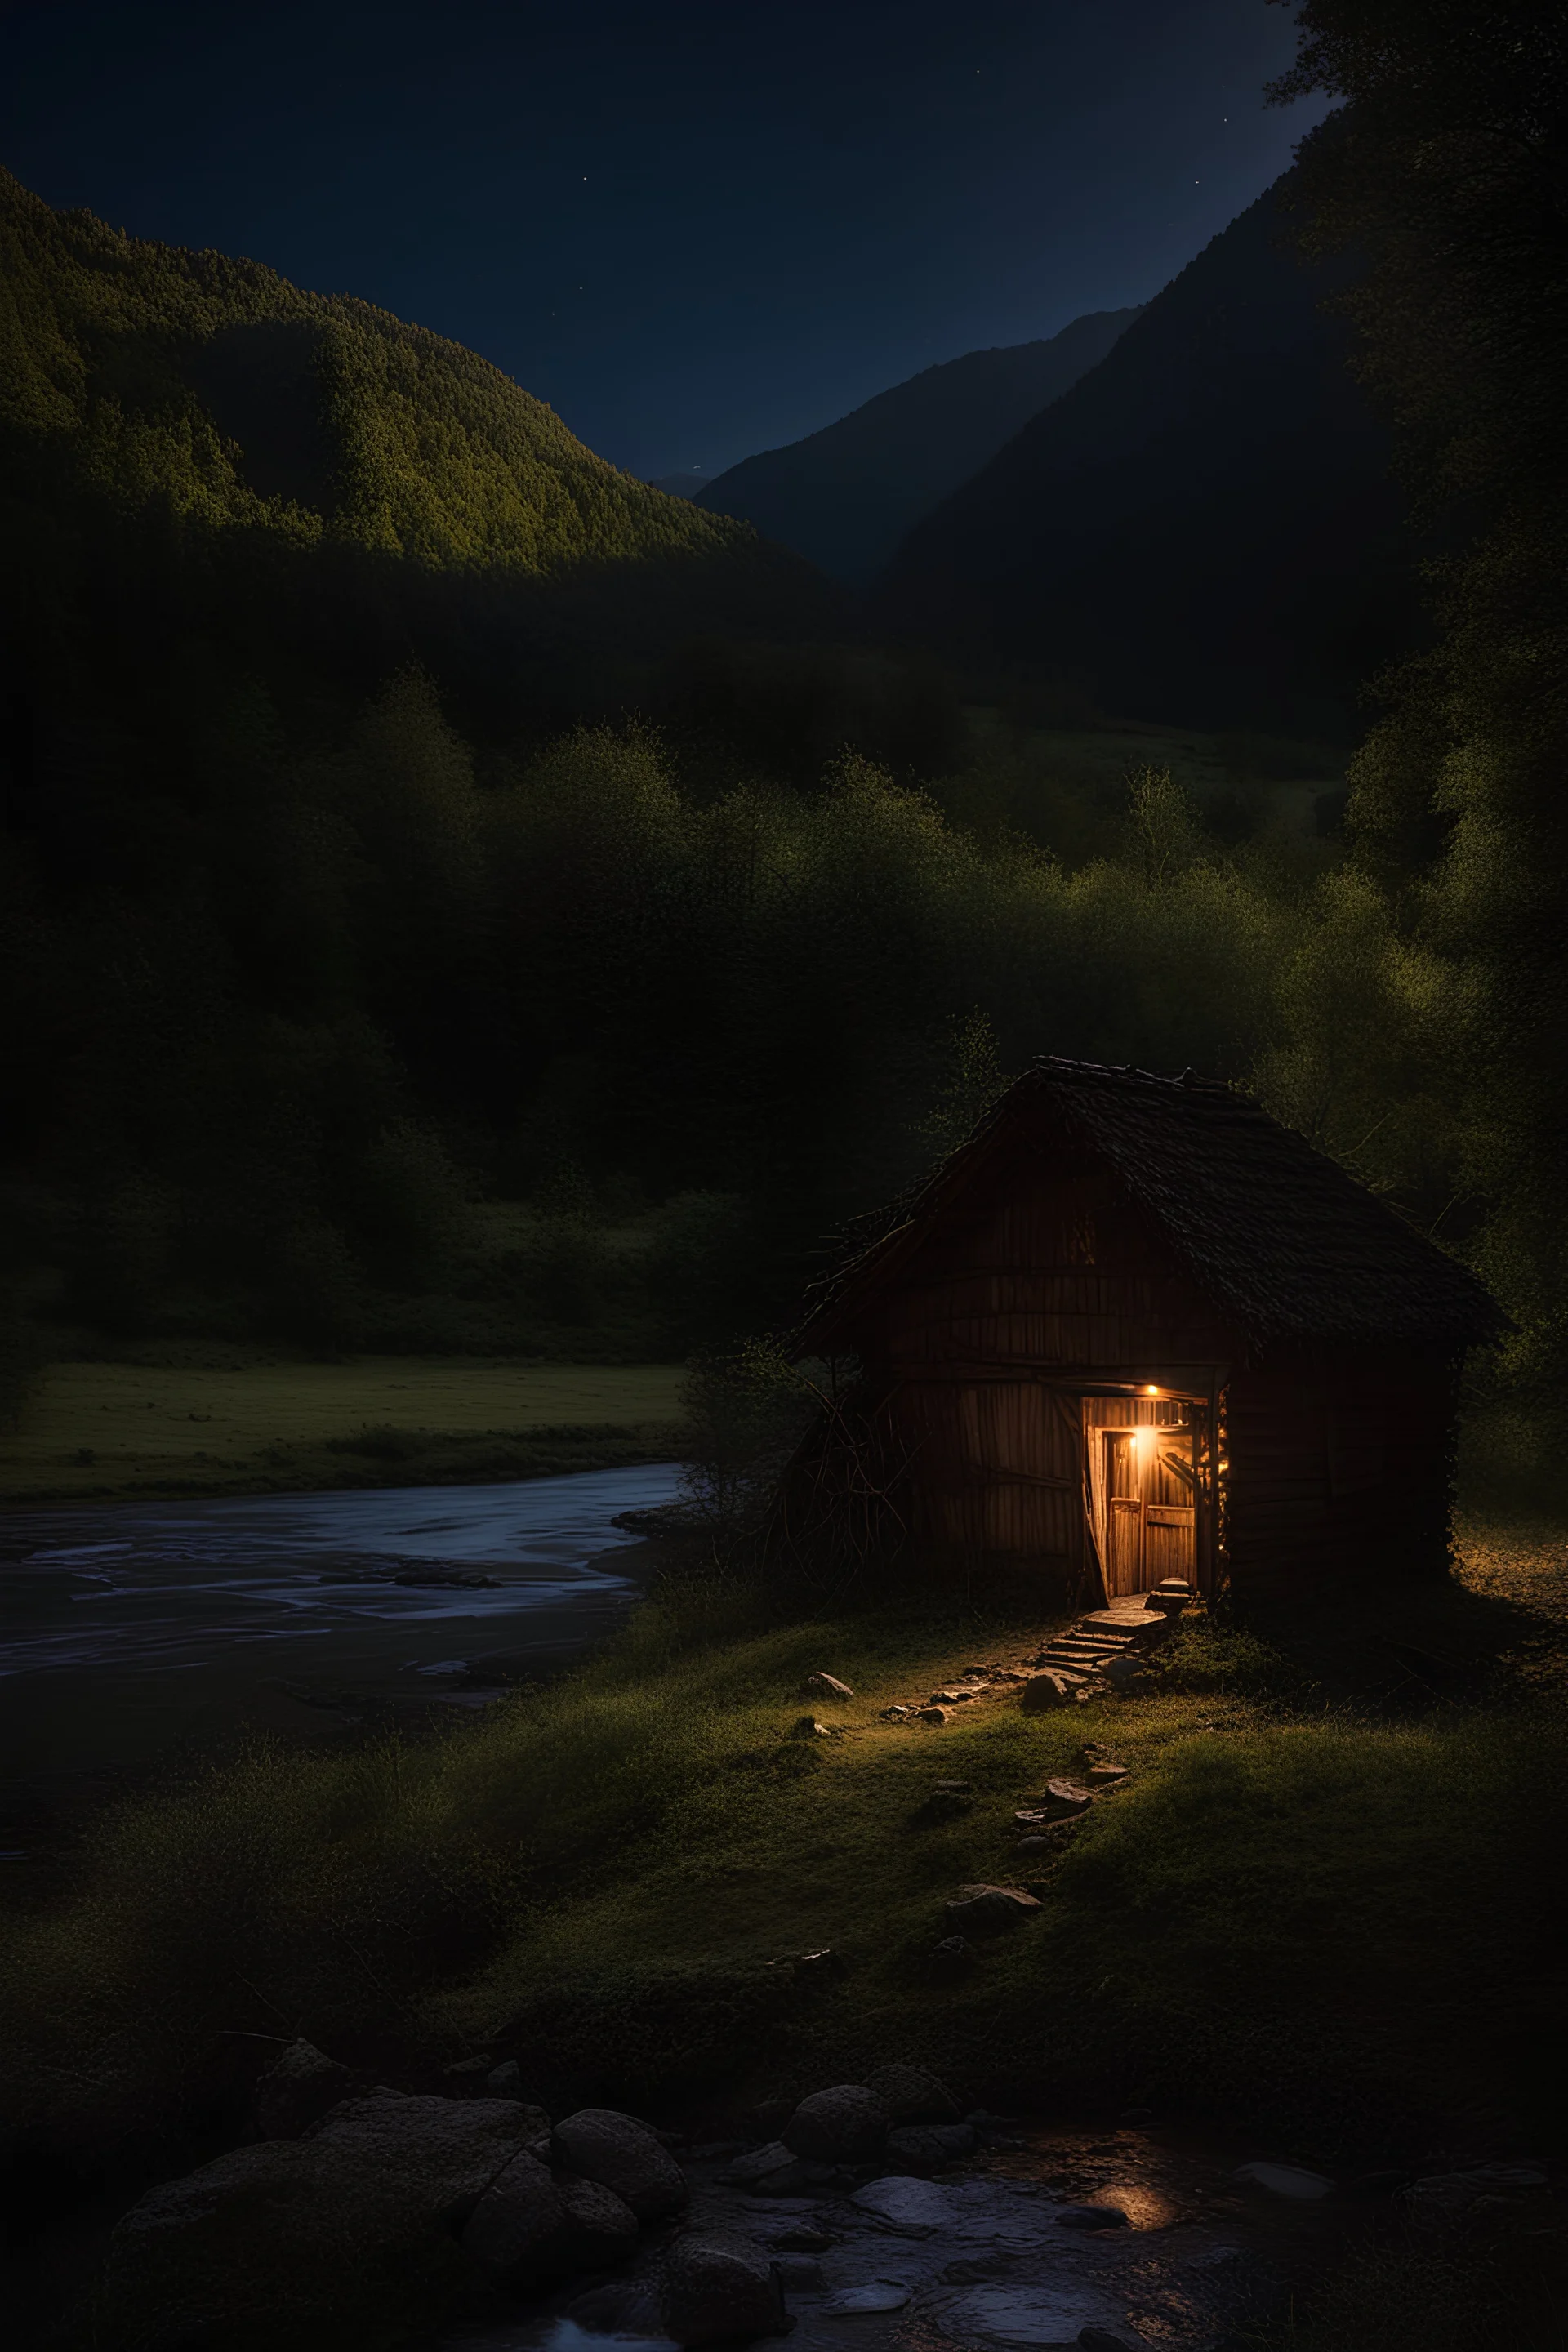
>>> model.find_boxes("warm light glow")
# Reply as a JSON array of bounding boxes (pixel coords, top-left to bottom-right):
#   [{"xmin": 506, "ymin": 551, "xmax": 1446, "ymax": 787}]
[
  {"xmin": 1134, "ymin": 1426, "xmax": 1155, "ymax": 1452},
  {"xmin": 1144, "ymin": 1384, "xmax": 1159, "ymax": 1396}
]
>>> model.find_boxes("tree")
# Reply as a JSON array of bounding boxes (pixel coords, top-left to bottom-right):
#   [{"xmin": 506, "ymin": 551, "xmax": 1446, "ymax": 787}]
[{"xmin": 1267, "ymin": 4, "xmax": 1568, "ymax": 1336}]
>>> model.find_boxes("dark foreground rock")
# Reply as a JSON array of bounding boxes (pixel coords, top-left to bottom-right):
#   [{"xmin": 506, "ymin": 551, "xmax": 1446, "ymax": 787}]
[
  {"xmin": 107, "ymin": 2091, "xmax": 534, "ymax": 2348},
  {"xmin": 461, "ymin": 2149, "xmax": 568, "ymax": 2280},
  {"xmin": 254, "ymin": 2037, "xmax": 352, "ymax": 2140},
  {"xmin": 782, "ymin": 2083, "xmax": 888, "ymax": 2162},
  {"xmin": 864, "ymin": 2064, "xmax": 960, "ymax": 2124},
  {"xmin": 660, "ymin": 2230, "xmax": 788, "ymax": 2345},
  {"xmin": 461, "ymin": 2154, "xmax": 640, "ymax": 2281},
  {"xmin": 551, "ymin": 2106, "xmax": 689, "ymax": 2220}
]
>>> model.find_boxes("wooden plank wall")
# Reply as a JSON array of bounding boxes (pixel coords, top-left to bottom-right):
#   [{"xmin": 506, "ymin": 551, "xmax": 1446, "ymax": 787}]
[
  {"xmin": 895, "ymin": 1379, "xmax": 1084, "ymax": 1560},
  {"xmin": 1226, "ymin": 1349, "xmax": 1458, "ymax": 1592},
  {"xmin": 875, "ymin": 1147, "xmax": 1234, "ymax": 1374}
]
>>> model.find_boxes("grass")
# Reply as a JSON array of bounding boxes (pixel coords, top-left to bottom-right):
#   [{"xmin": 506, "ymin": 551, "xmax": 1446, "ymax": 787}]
[
  {"xmin": 4, "ymin": 1514, "xmax": 1566, "ymax": 2189},
  {"xmin": 0, "ymin": 1356, "xmax": 687, "ymax": 1502}
]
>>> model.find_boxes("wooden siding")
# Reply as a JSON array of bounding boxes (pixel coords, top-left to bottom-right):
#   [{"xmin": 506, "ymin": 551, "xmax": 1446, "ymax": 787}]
[
  {"xmin": 1225, "ymin": 1350, "xmax": 1457, "ymax": 1591},
  {"xmin": 894, "ymin": 1380, "xmax": 1084, "ymax": 1561},
  {"xmin": 871, "ymin": 1152, "xmax": 1235, "ymax": 1373}
]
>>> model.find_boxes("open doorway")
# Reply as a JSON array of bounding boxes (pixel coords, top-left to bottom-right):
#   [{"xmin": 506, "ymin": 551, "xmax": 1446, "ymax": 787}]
[{"xmin": 1083, "ymin": 1393, "xmax": 1203, "ymax": 1597}]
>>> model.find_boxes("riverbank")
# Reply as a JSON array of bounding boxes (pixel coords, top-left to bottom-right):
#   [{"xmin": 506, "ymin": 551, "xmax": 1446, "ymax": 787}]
[{"xmin": 0, "ymin": 1356, "xmax": 688, "ymax": 1504}]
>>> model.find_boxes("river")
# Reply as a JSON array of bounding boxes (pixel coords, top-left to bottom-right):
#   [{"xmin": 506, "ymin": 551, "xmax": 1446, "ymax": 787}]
[{"xmin": 0, "ymin": 1462, "xmax": 686, "ymax": 1834}]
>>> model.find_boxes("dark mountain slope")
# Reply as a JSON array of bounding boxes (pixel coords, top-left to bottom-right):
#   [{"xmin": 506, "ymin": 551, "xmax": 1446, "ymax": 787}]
[
  {"xmin": 694, "ymin": 310, "xmax": 1140, "ymax": 582},
  {"xmin": 874, "ymin": 185, "xmax": 1414, "ymax": 736}
]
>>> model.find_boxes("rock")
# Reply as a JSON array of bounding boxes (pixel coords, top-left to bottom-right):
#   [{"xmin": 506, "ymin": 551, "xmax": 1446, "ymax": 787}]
[
  {"xmin": 929, "ymin": 1689, "xmax": 974, "ymax": 1704},
  {"xmin": 916, "ymin": 1705, "xmax": 950, "ymax": 1724},
  {"xmin": 484, "ymin": 2060, "xmax": 523, "ymax": 2098},
  {"xmin": 1055, "ymin": 2203, "xmax": 1130, "ymax": 2230},
  {"xmin": 1232, "ymin": 2160, "xmax": 1334, "ymax": 2200},
  {"xmin": 660, "ymin": 2230, "xmax": 787, "ymax": 2345},
  {"xmin": 944, "ymin": 1883, "xmax": 1042, "ymax": 1937},
  {"xmin": 800, "ymin": 1671, "xmax": 854, "ymax": 1700},
  {"xmin": 253, "ymin": 2038, "xmax": 351, "ymax": 2140},
  {"xmin": 723, "ymin": 2141, "xmax": 799, "ymax": 2185},
  {"xmin": 1080, "ymin": 2331, "xmax": 1145, "ymax": 2351},
  {"xmin": 1401, "ymin": 2162, "xmax": 1549, "ymax": 2217},
  {"xmin": 823, "ymin": 2281, "xmax": 914, "ymax": 2314},
  {"xmin": 557, "ymin": 2171, "xmax": 642, "ymax": 2267},
  {"xmin": 853, "ymin": 2174, "xmax": 953, "ymax": 2232},
  {"xmin": 884, "ymin": 2123, "xmax": 979, "ymax": 2173},
  {"xmin": 1119, "ymin": 2106, "xmax": 1154, "ymax": 2127},
  {"xmin": 782, "ymin": 2083, "xmax": 888, "ymax": 2162},
  {"xmin": 107, "ymin": 2091, "xmax": 535, "ymax": 2346},
  {"xmin": 461, "ymin": 2148, "xmax": 569, "ymax": 2278},
  {"xmin": 568, "ymin": 2281, "xmax": 665, "ymax": 2334},
  {"xmin": 864, "ymin": 2062, "xmax": 961, "ymax": 2125},
  {"xmin": 1103, "ymin": 1655, "xmax": 1144, "ymax": 1690},
  {"xmin": 1087, "ymin": 1763, "xmax": 1129, "ymax": 1783},
  {"xmin": 929, "ymin": 1935, "xmax": 978, "ymax": 1982},
  {"xmin": 880, "ymin": 1703, "xmax": 913, "ymax": 1719},
  {"xmin": 773, "ymin": 2253, "xmax": 824, "ymax": 2288},
  {"xmin": 1022, "ymin": 1673, "xmax": 1071, "ymax": 1713},
  {"xmin": 1039, "ymin": 1779, "xmax": 1096, "ymax": 1816},
  {"xmin": 791, "ymin": 1714, "xmax": 835, "ymax": 1738},
  {"xmin": 770, "ymin": 2224, "xmax": 832, "ymax": 2252},
  {"xmin": 552, "ymin": 2108, "xmax": 689, "ymax": 2221}
]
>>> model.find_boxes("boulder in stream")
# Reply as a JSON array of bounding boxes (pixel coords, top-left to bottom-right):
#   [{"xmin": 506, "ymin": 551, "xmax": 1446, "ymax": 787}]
[
  {"xmin": 865, "ymin": 2062, "xmax": 960, "ymax": 2123},
  {"xmin": 782, "ymin": 2082, "xmax": 888, "ymax": 2161},
  {"xmin": 253, "ymin": 2037, "xmax": 352, "ymax": 2140},
  {"xmin": 552, "ymin": 2106, "xmax": 689, "ymax": 2220},
  {"xmin": 660, "ymin": 2230, "xmax": 788, "ymax": 2344},
  {"xmin": 106, "ymin": 2090, "xmax": 533, "ymax": 2348}
]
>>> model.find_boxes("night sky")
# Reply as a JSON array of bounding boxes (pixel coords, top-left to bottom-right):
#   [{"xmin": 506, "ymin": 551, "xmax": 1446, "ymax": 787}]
[{"xmin": 1, "ymin": 1, "xmax": 1324, "ymax": 481}]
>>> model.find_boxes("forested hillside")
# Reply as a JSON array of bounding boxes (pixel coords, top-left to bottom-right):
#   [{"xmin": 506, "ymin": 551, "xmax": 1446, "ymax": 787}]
[
  {"xmin": 875, "ymin": 180, "xmax": 1414, "ymax": 737},
  {"xmin": 694, "ymin": 310, "xmax": 1139, "ymax": 581},
  {"xmin": 0, "ymin": 164, "xmax": 768, "ymax": 572}
]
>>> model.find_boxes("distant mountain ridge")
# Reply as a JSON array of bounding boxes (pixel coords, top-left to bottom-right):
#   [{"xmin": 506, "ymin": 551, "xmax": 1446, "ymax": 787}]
[
  {"xmin": 694, "ymin": 310, "xmax": 1142, "ymax": 582},
  {"xmin": 875, "ymin": 182, "xmax": 1414, "ymax": 735}
]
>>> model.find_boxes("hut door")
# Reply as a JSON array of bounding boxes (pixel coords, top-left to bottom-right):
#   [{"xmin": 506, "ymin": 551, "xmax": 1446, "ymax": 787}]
[
  {"xmin": 1105, "ymin": 1432, "xmax": 1144, "ymax": 1596},
  {"xmin": 1101, "ymin": 1426, "xmax": 1196, "ymax": 1595}
]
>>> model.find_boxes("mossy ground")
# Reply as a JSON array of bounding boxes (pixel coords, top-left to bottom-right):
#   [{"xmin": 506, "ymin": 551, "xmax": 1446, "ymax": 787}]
[{"xmin": 4, "ymin": 1516, "xmax": 1565, "ymax": 2163}]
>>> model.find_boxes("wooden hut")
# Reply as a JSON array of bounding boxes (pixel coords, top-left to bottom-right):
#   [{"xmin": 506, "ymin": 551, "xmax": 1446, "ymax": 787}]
[{"xmin": 786, "ymin": 1059, "xmax": 1503, "ymax": 1606}]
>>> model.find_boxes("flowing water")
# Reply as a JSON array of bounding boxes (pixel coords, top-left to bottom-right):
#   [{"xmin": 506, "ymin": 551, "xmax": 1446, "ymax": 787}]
[
  {"xmin": 0, "ymin": 1462, "xmax": 685, "ymax": 1833},
  {"xmin": 439, "ymin": 2119, "xmax": 1370, "ymax": 2352}
]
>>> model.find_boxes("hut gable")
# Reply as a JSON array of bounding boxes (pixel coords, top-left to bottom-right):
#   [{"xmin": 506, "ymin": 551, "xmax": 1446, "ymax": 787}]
[
  {"xmin": 800, "ymin": 1059, "xmax": 1503, "ymax": 1356},
  {"xmin": 866, "ymin": 1143, "xmax": 1236, "ymax": 1374}
]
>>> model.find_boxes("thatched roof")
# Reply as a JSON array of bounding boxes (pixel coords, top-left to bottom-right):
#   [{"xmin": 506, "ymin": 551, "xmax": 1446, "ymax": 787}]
[{"xmin": 797, "ymin": 1058, "xmax": 1504, "ymax": 1352}]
